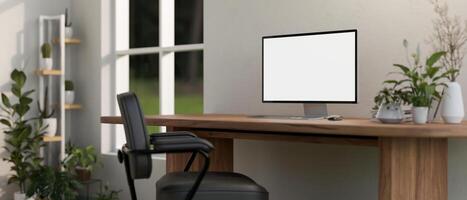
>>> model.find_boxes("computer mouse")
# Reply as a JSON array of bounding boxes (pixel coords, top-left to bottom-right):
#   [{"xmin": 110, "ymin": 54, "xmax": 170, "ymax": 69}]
[{"xmin": 327, "ymin": 115, "xmax": 343, "ymax": 121}]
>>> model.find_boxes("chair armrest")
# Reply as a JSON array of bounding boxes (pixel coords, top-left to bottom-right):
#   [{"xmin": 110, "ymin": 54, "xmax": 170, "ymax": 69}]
[
  {"xmin": 125, "ymin": 136, "xmax": 213, "ymax": 155},
  {"xmin": 149, "ymin": 131, "xmax": 197, "ymax": 144}
]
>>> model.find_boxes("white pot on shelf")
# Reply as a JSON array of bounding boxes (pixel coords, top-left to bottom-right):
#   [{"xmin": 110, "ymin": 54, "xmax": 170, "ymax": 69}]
[
  {"xmin": 65, "ymin": 91, "xmax": 75, "ymax": 104},
  {"xmin": 40, "ymin": 58, "xmax": 53, "ymax": 70},
  {"xmin": 412, "ymin": 107, "xmax": 429, "ymax": 124},
  {"xmin": 441, "ymin": 82, "xmax": 464, "ymax": 124},
  {"xmin": 43, "ymin": 118, "xmax": 57, "ymax": 136},
  {"xmin": 65, "ymin": 26, "xmax": 73, "ymax": 38}
]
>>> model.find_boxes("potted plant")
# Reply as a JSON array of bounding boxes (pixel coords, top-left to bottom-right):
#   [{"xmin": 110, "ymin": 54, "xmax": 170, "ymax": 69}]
[
  {"xmin": 430, "ymin": 0, "xmax": 467, "ymax": 124},
  {"xmin": 38, "ymin": 87, "xmax": 56, "ymax": 136},
  {"xmin": 373, "ymin": 87, "xmax": 408, "ymax": 124},
  {"xmin": 63, "ymin": 144, "xmax": 99, "ymax": 182},
  {"xmin": 40, "ymin": 43, "xmax": 52, "ymax": 69},
  {"xmin": 391, "ymin": 41, "xmax": 448, "ymax": 124},
  {"xmin": 65, "ymin": 80, "xmax": 75, "ymax": 104},
  {"xmin": 27, "ymin": 166, "xmax": 81, "ymax": 200},
  {"xmin": 1, "ymin": 69, "xmax": 43, "ymax": 200},
  {"xmin": 65, "ymin": 8, "xmax": 73, "ymax": 38},
  {"xmin": 95, "ymin": 184, "xmax": 121, "ymax": 200}
]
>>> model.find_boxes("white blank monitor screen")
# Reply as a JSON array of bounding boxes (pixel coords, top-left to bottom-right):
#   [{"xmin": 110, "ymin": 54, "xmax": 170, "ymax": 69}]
[{"xmin": 262, "ymin": 30, "xmax": 357, "ymax": 103}]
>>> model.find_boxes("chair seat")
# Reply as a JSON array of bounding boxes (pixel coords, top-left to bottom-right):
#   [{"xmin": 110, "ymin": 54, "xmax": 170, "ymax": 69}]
[{"xmin": 156, "ymin": 172, "xmax": 268, "ymax": 200}]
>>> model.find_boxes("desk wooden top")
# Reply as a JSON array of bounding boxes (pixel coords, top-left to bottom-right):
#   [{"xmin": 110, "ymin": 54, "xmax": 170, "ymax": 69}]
[{"xmin": 101, "ymin": 114, "xmax": 467, "ymax": 138}]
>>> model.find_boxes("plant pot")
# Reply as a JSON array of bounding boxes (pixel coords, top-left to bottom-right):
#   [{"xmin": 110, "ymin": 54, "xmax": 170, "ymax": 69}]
[
  {"xmin": 40, "ymin": 58, "xmax": 53, "ymax": 70},
  {"xmin": 412, "ymin": 107, "xmax": 429, "ymax": 124},
  {"xmin": 14, "ymin": 192, "xmax": 33, "ymax": 200},
  {"xmin": 65, "ymin": 91, "xmax": 75, "ymax": 104},
  {"xmin": 441, "ymin": 82, "xmax": 465, "ymax": 124},
  {"xmin": 75, "ymin": 168, "xmax": 91, "ymax": 182},
  {"xmin": 376, "ymin": 103, "xmax": 404, "ymax": 124},
  {"xmin": 43, "ymin": 118, "xmax": 57, "ymax": 136},
  {"xmin": 65, "ymin": 27, "xmax": 73, "ymax": 38}
]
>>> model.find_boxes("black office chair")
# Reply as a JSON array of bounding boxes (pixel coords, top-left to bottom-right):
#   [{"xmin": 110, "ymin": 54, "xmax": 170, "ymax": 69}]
[{"xmin": 116, "ymin": 92, "xmax": 268, "ymax": 200}]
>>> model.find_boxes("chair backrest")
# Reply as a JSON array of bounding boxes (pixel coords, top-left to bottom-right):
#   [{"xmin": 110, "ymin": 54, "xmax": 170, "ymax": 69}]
[{"xmin": 117, "ymin": 92, "xmax": 152, "ymax": 179}]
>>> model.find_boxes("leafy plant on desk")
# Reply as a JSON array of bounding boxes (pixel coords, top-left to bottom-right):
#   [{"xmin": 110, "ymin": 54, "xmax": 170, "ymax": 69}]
[
  {"xmin": 389, "ymin": 41, "xmax": 448, "ymax": 107},
  {"xmin": 372, "ymin": 87, "xmax": 409, "ymax": 114},
  {"xmin": 0, "ymin": 69, "xmax": 43, "ymax": 194}
]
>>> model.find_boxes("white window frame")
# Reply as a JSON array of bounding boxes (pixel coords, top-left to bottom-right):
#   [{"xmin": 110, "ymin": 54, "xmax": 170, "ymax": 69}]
[{"xmin": 103, "ymin": 0, "xmax": 204, "ymax": 154}]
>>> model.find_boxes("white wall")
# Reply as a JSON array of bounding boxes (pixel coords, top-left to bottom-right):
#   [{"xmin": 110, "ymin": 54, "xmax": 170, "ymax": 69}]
[
  {"xmin": 0, "ymin": 0, "xmax": 70, "ymax": 198},
  {"xmin": 204, "ymin": 0, "xmax": 467, "ymax": 200}
]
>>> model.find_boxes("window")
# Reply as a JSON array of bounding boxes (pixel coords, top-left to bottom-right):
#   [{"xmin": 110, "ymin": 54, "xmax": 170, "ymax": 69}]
[{"xmin": 112, "ymin": 0, "xmax": 203, "ymax": 151}]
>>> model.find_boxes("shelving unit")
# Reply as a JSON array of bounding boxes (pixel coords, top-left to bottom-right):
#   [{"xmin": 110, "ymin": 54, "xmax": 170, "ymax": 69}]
[
  {"xmin": 38, "ymin": 15, "xmax": 81, "ymax": 162},
  {"xmin": 37, "ymin": 69, "xmax": 63, "ymax": 76},
  {"xmin": 52, "ymin": 37, "xmax": 81, "ymax": 45},
  {"xmin": 43, "ymin": 136, "xmax": 63, "ymax": 142}
]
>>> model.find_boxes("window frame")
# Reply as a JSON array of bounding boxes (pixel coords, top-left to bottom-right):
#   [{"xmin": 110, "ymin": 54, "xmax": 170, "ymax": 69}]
[{"xmin": 106, "ymin": 0, "xmax": 204, "ymax": 153}]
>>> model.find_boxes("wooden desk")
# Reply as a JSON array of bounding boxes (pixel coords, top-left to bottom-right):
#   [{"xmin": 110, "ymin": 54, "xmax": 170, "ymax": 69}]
[{"xmin": 101, "ymin": 114, "xmax": 467, "ymax": 200}]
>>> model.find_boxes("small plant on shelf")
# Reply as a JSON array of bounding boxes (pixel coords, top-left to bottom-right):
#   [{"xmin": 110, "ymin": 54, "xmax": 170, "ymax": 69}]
[
  {"xmin": 65, "ymin": 80, "xmax": 75, "ymax": 104},
  {"xmin": 38, "ymin": 87, "xmax": 57, "ymax": 137},
  {"xmin": 63, "ymin": 143, "xmax": 99, "ymax": 182},
  {"xmin": 0, "ymin": 69, "xmax": 44, "ymax": 200},
  {"xmin": 65, "ymin": 8, "xmax": 73, "ymax": 38},
  {"xmin": 40, "ymin": 43, "xmax": 53, "ymax": 70}
]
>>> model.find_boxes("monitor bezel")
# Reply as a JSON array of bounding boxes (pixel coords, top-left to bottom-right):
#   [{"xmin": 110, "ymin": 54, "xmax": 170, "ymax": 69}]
[{"xmin": 262, "ymin": 29, "xmax": 358, "ymax": 104}]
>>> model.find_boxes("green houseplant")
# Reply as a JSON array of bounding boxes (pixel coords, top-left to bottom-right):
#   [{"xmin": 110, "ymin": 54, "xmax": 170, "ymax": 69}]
[
  {"xmin": 38, "ymin": 87, "xmax": 56, "ymax": 137},
  {"xmin": 372, "ymin": 86, "xmax": 409, "ymax": 123},
  {"xmin": 95, "ymin": 184, "xmax": 121, "ymax": 200},
  {"xmin": 27, "ymin": 166, "xmax": 81, "ymax": 200},
  {"xmin": 63, "ymin": 144, "xmax": 99, "ymax": 181},
  {"xmin": 389, "ymin": 40, "xmax": 449, "ymax": 124},
  {"xmin": 64, "ymin": 80, "xmax": 75, "ymax": 104},
  {"xmin": 40, "ymin": 43, "xmax": 53, "ymax": 69},
  {"xmin": 0, "ymin": 69, "xmax": 44, "ymax": 200}
]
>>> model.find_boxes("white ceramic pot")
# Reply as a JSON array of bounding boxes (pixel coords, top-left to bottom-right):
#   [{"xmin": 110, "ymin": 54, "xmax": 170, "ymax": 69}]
[
  {"xmin": 65, "ymin": 91, "xmax": 75, "ymax": 104},
  {"xmin": 14, "ymin": 192, "xmax": 32, "ymax": 200},
  {"xmin": 412, "ymin": 107, "xmax": 429, "ymax": 124},
  {"xmin": 65, "ymin": 27, "xmax": 73, "ymax": 38},
  {"xmin": 43, "ymin": 118, "xmax": 57, "ymax": 136},
  {"xmin": 441, "ymin": 82, "xmax": 464, "ymax": 124},
  {"xmin": 376, "ymin": 103, "xmax": 404, "ymax": 124},
  {"xmin": 40, "ymin": 58, "xmax": 53, "ymax": 69}
]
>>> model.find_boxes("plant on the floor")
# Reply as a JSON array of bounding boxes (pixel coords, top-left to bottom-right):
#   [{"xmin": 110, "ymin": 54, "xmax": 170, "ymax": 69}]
[
  {"xmin": 27, "ymin": 165, "xmax": 82, "ymax": 200},
  {"xmin": 63, "ymin": 143, "xmax": 99, "ymax": 181},
  {"xmin": 0, "ymin": 69, "xmax": 44, "ymax": 198},
  {"xmin": 95, "ymin": 184, "xmax": 121, "ymax": 200}
]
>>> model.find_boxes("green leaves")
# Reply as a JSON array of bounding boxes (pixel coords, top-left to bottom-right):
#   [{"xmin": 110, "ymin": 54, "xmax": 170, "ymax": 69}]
[
  {"xmin": 393, "ymin": 64, "xmax": 410, "ymax": 74},
  {"xmin": 11, "ymin": 69, "xmax": 26, "ymax": 88},
  {"xmin": 426, "ymin": 51, "xmax": 446, "ymax": 67},
  {"xmin": 2, "ymin": 93, "xmax": 11, "ymax": 108}
]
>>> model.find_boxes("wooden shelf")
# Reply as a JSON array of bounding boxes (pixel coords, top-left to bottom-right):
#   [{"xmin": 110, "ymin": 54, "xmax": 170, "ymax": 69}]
[
  {"xmin": 37, "ymin": 69, "xmax": 62, "ymax": 76},
  {"xmin": 43, "ymin": 135, "xmax": 62, "ymax": 142},
  {"xmin": 52, "ymin": 37, "xmax": 81, "ymax": 45},
  {"xmin": 65, "ymin": 104, "xmax": 82, "ymax": 110}
]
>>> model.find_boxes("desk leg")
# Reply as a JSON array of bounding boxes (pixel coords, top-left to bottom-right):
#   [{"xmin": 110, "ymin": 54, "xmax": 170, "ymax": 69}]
[
  {"xmin": 166, "ymin": 127, "xmax": 234, "ymax": 173},
  {"xmin": 379, "ymin": 137, "xmax": 447, "ymax": 200}
]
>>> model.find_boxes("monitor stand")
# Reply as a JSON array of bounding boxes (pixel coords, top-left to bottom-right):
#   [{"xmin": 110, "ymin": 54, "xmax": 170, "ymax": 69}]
[
  {"xmin": 303, "ymin": 103, "xmax": 328, "ymax": 118},
  {"xmin": 249, "ymin": 103, "xmax": 328, "ymax": 120}
]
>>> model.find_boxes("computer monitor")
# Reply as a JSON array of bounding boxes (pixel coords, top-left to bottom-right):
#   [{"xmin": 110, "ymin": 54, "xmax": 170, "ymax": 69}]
[{"xmin": 262, "ymin": 29, "xmax": 357, "ymax": 118}]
